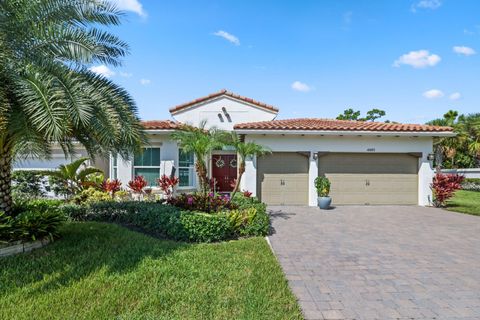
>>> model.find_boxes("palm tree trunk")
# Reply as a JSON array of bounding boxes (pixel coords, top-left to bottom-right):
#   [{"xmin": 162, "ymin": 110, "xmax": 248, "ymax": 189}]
[
  {"xmin": 0, "ymin": 141, "xmax": 13, "ymax": 216},
  {"xmin": 230, "ymin": 161, "xmax": 245, "ymax": 200},
  {"xmin": 195, "ymin": 160, "xmax": 209, "ymax": 194}
]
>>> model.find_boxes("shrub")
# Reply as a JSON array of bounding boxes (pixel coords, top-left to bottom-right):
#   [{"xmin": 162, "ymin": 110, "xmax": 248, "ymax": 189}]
[
  {"xmin": 431, "ymin": 173, "xmax": 465, "ymax": 207},
  {"xmin": 67, "ymin": 201, "xmax": 231, "ymax": 242},
  {"xmin": 157, "ymin": 174, "xmax": 179, "ymax": 200},
  {"xmin": 72, "ymin": 188, "xmax": 112, "ymax": 204},
  {"xmin": 101, "ymin": 179, "xmax": 122, "ymax": 195},
  {"xmin": 178, "ymin": 212, "xmax": 232, "ymax": 242},
  {"xmin": 128, "ymin": 176, "xmax": 148, "ymax": 194},
  {"xmin": 13, "ymin": 198, "xmax": 63, "ymax": 217},
  {"xmin": 168, "ymin": 192, "xmax": 236, "ymax": 213},
  {"xmin": 230, "ymin": 193, "xmax": 269, "ymax": 236},
  {"xmin": 12, "ymin": 170, "xmax": 48, "ymax": 199},
  {"xmin": 0, "ymin": 205, "xmax": 66, "ymax": 243}
]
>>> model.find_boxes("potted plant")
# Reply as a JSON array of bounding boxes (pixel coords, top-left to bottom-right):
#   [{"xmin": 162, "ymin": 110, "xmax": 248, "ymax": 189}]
[{"xmin": 314, "ymin": 176, "xmax": 332, "ymax": 209}]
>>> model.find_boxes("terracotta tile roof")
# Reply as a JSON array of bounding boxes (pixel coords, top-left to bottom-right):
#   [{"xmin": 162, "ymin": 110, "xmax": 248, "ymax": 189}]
[
  {"xmin": 141, "ymin": 120, "xmax": 179, "ymax": 130},
  {"xmin": 169, "ymin": 89, "xmax": 279, "ymax": 114},
  {"xmin": 234, "ymin": 118, "xmax": 453, "ymax": 132}
]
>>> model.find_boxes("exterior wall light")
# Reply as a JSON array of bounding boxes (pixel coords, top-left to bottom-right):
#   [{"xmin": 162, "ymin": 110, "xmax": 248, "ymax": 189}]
[{"xmin": 427, "ymin": 153, "xmax": 435, "ymax": 161}]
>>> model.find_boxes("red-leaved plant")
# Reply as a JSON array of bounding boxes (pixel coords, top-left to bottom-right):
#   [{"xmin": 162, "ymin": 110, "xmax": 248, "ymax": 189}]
[
  {"xmin": 431, "ymin": 172, "xmax": 464, "ymax": 207},
  {"xmin": 101, "ymin": 179, "xmax": 122, "ymax": 196},
  {"xmin": 157, "ymin": 174, "xmax": 179, "ymax": 200},
  {"xmin": 242, "ymin": 190, "xmax": 252, "ymax": 198},
  {"xmin": 128, "ymin": 176, "xmax": 148, "ymax": 194}
]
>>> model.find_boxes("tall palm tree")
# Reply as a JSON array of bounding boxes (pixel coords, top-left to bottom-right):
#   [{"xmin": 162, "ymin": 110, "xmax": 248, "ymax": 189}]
[
  {"xmin": 227, "ymin": 132, "xmax": 270, "ymax": 199},
  {"xmin": 0, "ymin": 0, "xmax": 146, "ymax": 215},
  {"xmin": 170, "ymin": 121, "xmax": 227, "ymax": 193}
]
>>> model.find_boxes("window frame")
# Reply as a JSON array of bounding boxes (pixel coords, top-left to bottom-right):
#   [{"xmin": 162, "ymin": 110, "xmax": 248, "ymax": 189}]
[
  {"xmin": 133, "ymin": 147, "xmax": 161, "ymax": 187},
  {"xmin": 177, "ymin": 148, "xmax": 195, "ymax": 189}
]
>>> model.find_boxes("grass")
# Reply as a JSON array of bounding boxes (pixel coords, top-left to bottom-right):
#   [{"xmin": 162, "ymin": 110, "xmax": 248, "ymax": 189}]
[
  {"xmin": 0, "ymin": 222, "xmax": 301, "ymax": 320},
  {"xmin": 446, "ymin": 190, "xmax": 480, "ymax": 216}
]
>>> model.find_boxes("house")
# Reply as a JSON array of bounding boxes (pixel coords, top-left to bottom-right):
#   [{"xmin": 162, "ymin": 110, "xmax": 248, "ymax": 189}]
[{"xmin": 16, "ymin": 89, "xmax": 454, "ymax": 206}]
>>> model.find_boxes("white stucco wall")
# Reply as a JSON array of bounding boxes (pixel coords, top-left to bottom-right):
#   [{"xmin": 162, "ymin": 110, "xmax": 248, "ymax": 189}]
[
  {"xmin": 241, "ymin": 134, "xmax": 435, "ymax": 206},
  {"xmin": 112, "ymin": 133, "xmax": 198, "ymax": 191},
  {"xmin": 14, "ymin": 148, "xmax": 89, "ymax": 170},
  {"xmin": 171, "ymin": 96, "xmax": 277, "ymax": 130}
]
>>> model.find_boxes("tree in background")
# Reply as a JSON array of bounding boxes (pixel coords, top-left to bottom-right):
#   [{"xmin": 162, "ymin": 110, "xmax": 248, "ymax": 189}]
[
  {"xmin": 0, "ymin": 0, "xmax": 146, "ymax": 215},
  {"xmin": 427, "ymin": 111, "xmax": 480, "ymax": 168},
  {"xmin": 336, "ymin": 108, "xmax": 387, "ymax": 122},
  {"xmin": 336, "ymin": 109, "xmax": 361, "ymax": 121}
]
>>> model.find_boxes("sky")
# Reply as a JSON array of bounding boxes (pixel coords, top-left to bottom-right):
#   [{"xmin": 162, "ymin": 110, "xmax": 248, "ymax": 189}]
[{"xmin": 93, "ymin": 0, "xmax": 480, "ymax": 124}]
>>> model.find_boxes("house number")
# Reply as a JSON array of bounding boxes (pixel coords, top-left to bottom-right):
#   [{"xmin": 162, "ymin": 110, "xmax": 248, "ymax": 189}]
[{"xmin": 366, "ymin": 148, "xmax": 375, "ymax": 152}]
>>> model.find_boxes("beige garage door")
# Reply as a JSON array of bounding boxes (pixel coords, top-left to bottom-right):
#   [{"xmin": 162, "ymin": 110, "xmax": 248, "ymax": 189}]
[
  {"xmin": 257, "ymin": 152, "xmax": 309, "ymax": 205},
  {"xmin": 318, "ymin": 153, "xmax": 418, "ymax": 205}
]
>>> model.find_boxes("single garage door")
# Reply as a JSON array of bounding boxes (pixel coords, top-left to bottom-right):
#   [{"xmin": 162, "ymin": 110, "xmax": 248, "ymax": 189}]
[
  {"xmin": 257, "ymin": 152, "xmax": 309, "ymax": 205},
  {"xmin": 318, "ymin": 153, "xmax": 418, "ymax": 205}
]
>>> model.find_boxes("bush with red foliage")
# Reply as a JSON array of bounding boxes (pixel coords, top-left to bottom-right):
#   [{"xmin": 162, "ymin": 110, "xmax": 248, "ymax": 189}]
[
  {"xmin": 101, "ymin": 179, "xmax": 122, "ymax": 196},
  {"xmin": 128, "ymin": 176, "xmax": 148, "ymax": 194},
  {"xmin": 431, "ymin": 173, "xmax": 464, "ymax": 207},
  {"xmin": 157, "ymin": 174, "xmax": 179, "ymax": 200}
]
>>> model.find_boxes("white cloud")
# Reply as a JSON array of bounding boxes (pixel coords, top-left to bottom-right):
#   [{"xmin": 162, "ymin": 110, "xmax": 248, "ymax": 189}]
[
  {"xmin": 110, "ymin": 0, "xmax": 146, "ymax": 17},
  {"xmin": 213, "ymin": 30, "xmax": 240, "ymax": 46},
  {"xmin": 411, "ymin": 0, "xmax": 442, "ymax": 12},
  {"xmin": 140, "ymin": 79, "xmax": 151, "ymax": 85},
  {"xmin": 291, "ymin": 81, "xmax": 312, "ymax": 92},
  {"xmin": 449, "ymin": 92, "xmax": 461, "ymax": 100},
  {"xmin": 119, "ymin": 72, "xmax": 133, "ymax": 78},
  {"xmin": 423, "ymin": 89, "xmax": 444, "ymax": 99},
  {"xmin": 393, "ymin": 50, "xmax": 441, "ymax": 68},
  {"xmin": 453, "ymin": 46, "xmax": 476, "ymax": 56},
  {"xmin": 89, "ymin": 65, "xmax": 115, "ymax": 78}
]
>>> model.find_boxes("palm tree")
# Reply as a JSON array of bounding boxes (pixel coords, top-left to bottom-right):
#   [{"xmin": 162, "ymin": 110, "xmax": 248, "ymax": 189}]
[
  {"xmin": 0, "ymin": 0, "xmax": 146, "ymax": 215},
  {"xmin": 170, "ymin": 121, "xmax": 227, "ymax": 193},
  {"xmin": 47, "ymin": 157, "xmax": 103, "ymax": 198},
  {"xmin": 227, "ymin": 132, "xmax": 270, "ymax": 199}
]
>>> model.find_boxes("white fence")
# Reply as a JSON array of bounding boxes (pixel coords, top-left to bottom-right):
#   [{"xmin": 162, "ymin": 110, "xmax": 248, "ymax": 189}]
[{"xmin": 440, "ymin": 168, "xmax": 480, "ymax": 179}]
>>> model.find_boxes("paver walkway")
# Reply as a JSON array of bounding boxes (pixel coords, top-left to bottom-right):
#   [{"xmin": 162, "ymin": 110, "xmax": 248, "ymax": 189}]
[{"xmin": 268, "ymin": 206, "xmax": 480, "ymax": 320}]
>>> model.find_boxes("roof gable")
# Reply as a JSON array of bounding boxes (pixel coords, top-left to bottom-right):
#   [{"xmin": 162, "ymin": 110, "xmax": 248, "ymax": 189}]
[{"xmin": 169, "ymin": 89, "xmax": 279, "ymax": 115}]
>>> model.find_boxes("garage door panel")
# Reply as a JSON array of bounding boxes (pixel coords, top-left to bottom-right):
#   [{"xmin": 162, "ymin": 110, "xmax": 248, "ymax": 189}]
[
  {"xmin": 257, "ymin": 153, "xmax": 309, "ymax": 205},
  {"xmin": 319, "ymin": 153, "xmax": 418, "ymax": 205}
]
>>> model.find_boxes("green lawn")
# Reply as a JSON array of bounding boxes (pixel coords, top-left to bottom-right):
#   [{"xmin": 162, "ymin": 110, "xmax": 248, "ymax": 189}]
[
  {"xmin": 446, "ymin": 190, "xmax": 480, "ymax": 216},
  {"xmin": 0, "ymin": 222, "xmax": 301, "ymax": 320}
]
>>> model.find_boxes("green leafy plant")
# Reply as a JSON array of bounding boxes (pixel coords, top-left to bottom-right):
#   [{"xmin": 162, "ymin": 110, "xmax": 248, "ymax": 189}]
[
  {"xmin": 46, "ymin": 158, "xmax": 104, "ymax": 198},
  {"xmin": 0, "ymin": 0, "xmax": 146, "ymax": 215},
  {"xmin": 314, "ymin": 176, "xmax": 331, "ymax": 197},
  {"xmin": 73, "ymin": 188, "xmax": 112, "ymax": 204}
]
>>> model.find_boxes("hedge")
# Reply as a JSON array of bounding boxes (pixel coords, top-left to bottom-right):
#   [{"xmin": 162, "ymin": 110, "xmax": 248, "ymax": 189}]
[{"xmin": 60, "ymin": 200, "xmax": 269, "ymax": 243}]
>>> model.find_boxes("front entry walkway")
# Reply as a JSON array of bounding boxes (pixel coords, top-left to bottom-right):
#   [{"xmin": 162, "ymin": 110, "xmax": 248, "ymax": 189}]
[{"xmin": 268, "ymin": 206, "xmax": 480, "ymax": 320}]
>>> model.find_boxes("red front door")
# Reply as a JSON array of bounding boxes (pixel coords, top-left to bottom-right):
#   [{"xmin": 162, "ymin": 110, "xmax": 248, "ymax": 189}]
[{"xmin": 212, "ymin": 154, "xmax": 237, "ymax": 192}]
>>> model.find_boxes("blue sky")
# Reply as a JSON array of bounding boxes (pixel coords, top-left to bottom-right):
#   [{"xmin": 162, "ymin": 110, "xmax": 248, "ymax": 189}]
[{"xmin": 94, "ymin": 0, "xmax": 480, "ymax": 124}]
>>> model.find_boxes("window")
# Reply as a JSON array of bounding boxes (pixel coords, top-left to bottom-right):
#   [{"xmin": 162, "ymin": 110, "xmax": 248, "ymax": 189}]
[
  {"xmin": 133, "ymin": 147, "xmax": 161, "ymax": 186},
  {"xmin": 112, "ymin": 155, "xmax": 118, "ymax": 180},
  {"xmin": 178, "ymin": 149, "xmax": 194, "ymax": 187}
]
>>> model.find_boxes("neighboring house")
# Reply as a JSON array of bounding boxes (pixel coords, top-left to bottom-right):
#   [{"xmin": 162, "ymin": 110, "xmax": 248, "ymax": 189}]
[{"xmin": 16, "ymin": 89, "xmax": 455, "ymax": 206}]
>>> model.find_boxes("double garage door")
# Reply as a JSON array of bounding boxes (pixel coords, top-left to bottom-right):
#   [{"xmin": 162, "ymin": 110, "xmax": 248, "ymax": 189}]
[{"xmin": 257, "ymin": 152, "xmax": 418, "ymax": 206}]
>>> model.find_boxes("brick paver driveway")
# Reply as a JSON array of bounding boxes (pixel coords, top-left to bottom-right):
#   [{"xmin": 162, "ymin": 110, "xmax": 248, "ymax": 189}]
[{"xmin": 268, "ymin": 206, "xmax": 480, "ymax": 320}]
